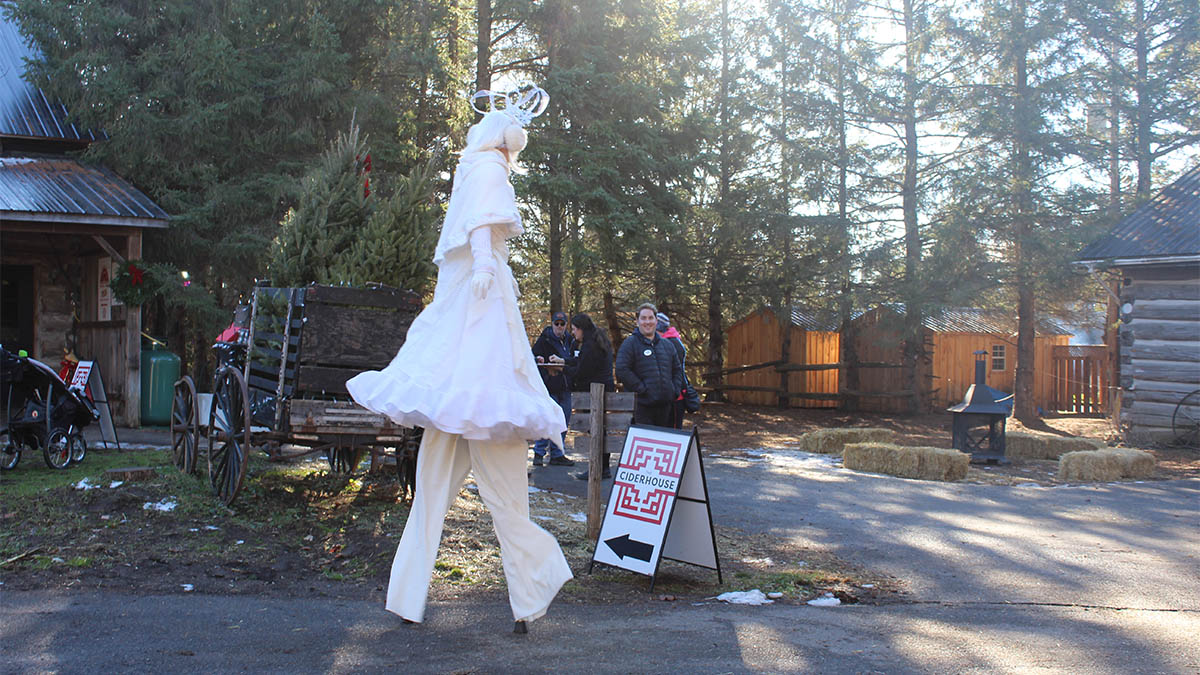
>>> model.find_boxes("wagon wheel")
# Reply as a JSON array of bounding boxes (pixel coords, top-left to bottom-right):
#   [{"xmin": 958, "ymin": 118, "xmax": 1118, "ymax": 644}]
[
  {"xmin": 1171, "ymin": 389, "xmax": 1200, "ymax": 448},
  {"xmin": 171, "ymin": 376, "xmax": 199, "ymax": 474},
  {"xmin": 207, "ymin": 367, "xmax": 252, "ymax": 505},
  {"xmin": 327, "ymin": 446, "xmax": 365, "ymax": 474},
  {"xmin": 43, "ymin": 427, "xmax": 72, "ymax": 470},
  {"xmin": 395, "ymin": 427, "xmax": 422, "ymax": 501}
]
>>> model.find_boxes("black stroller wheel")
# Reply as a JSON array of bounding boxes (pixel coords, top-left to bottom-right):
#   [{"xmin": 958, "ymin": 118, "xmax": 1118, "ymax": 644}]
[
  {"xmin": 43, "ymin": 429, "xmax": 72, "ymax": 470},
  {"xmin": 1, "ymin": 430, "xmax": 19, "ymax": 471},
  {"xmin": 69, "ymin": 432, "xmax": 87, "ymax": 465}
]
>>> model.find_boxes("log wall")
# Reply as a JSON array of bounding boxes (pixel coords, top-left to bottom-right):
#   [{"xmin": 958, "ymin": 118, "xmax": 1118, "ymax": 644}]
[{"xmin": 1117, "ymin": 263, "xmax": 1200, "ymax": 441}]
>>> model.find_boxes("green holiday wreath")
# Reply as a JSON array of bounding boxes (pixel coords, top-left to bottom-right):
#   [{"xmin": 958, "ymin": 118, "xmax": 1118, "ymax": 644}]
[{"xmin": 109, "ymin": 260, "xmax": 157, "ymax": 306}]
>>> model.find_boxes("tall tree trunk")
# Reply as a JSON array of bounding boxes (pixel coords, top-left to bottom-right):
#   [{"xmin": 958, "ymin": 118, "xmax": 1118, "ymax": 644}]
[
  {"xmin": 776, "ymin": 33, "xmax": 793, "ymax": 409},
  {"xmin": 1133, "ymin": 0, "xmax": 1151, "ymax": 198},
  {"xmin": 1012, "ymin": 0, "xmax": 1037, "ymax": 422},
  {"xmin": 1108, "ymin": 40, "xmax": 1122, "ymax": 217},
  {"xmin": 549, "ymin": 203, "xmax": 565, "ymax": 313},
  {"xmin": 901, "ymin": 0, "xmax": 925, "ymax": 414},
  {"xmin": 603, "ymin": 287, "xmax": 622, "ymax": 360},
  {"xmin": 834, "ymin": 4, "xmax": 858, "ymax": 411},
  {"xmin": 475, "ymin": 0, "xmax": 491, "ymax": 94},
  {"xmin": 705, "ymin": 0, "xmax": 731, "ymax": 402}
]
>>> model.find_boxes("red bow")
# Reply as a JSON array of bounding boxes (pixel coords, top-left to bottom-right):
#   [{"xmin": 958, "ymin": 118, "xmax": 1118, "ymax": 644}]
[
  {"xmin": 129, "ymin": 263, "xmax": 144, "ymax": 285},
  {"xmin": 364, "ymin": 154, "xmax": 372, "ymax": 172}
]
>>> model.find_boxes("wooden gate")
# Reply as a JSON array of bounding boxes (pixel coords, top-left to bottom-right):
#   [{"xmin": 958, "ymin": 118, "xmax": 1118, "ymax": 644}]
[{"xmin": 1050, "ymin": 345, "xmax": 1109, "ymax": 414}]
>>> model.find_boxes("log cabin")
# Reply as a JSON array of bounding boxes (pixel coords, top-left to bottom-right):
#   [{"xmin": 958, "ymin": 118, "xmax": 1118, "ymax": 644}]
[{"xmin": 1077, "ymin": 164, "xmax": 1200, "ymax": 443}]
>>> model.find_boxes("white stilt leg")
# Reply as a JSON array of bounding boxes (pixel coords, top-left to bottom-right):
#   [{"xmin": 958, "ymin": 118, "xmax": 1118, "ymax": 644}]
[
  {"xmin": 468, "ymin": 437, "xmax": 573, "ymax": 621},
  {"xmin": 384, "ymin": 428, "xmax": 573, "ymax": 624},
  {"xmin": 385, "ymin": 427, "xmax": 471, "ymax": 622}
]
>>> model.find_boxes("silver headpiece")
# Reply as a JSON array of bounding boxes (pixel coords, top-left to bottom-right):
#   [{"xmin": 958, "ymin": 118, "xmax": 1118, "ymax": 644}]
[{"xmin": 470, "ymin": 82, "xmax": 549, "ymax": 127}]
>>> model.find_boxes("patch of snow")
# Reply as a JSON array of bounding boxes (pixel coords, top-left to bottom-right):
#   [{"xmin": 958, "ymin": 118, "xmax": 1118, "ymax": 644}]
[
  {"xmin": 236, "ymin": 540, "xmax": 244, "ymax": 545},
  {"xmin": 181, "ymin": 584, "xmax": 194, "ymax": 592},
  {"xmin": 74, "ymin": 478, "xmax": 98, "ymax": 490},
  {"xmin": 52, "ymin": 557, "xmax": 65, "ymax": 563},
  {"xmin": 142, "ymin": 499, "xmax": 177, "ymax": 512},
  {"xmin": 204, "ymin": 525, "xmax": 219, "ymax": 531},
  {"xmin": 766, "ymin": 592, "xmax": 784, "ymax": 599},
  {"xmin": 807, "ymin": 593, "xmax": 841, "ymax": 607},
  {"xmin": 741, "ymin": 556, "xmax": 774, "ymax": 566},
  {"xmin": 108, "ymin": 481, "xmax": 124, "ymax": 489},
  {"xmin": 716, "ymin": 589, "xmax": 773, "ymax": 605},
  {"xmin": 528, "ymin": 486, "xmax": 542, "ymax": 493},
  {"xmin": 861, "ymin": 584, "xmax": 875, "ymax": 589},
  {"xmin": 188, "ymin": 528, "xmax": 199, "ymax": 532},
  {"xmin": 567, "ymin": 513, "xmax": 587, "ymax": 523},
  {"xmin": 533, "ymin": 515, "xmax": 553, "ymax": 521}
]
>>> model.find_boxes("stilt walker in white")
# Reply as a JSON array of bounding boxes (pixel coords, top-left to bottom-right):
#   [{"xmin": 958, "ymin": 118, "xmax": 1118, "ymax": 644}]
[{"xmin": 347, "ymin": 84, "xmax": 572, "ymax": 631}]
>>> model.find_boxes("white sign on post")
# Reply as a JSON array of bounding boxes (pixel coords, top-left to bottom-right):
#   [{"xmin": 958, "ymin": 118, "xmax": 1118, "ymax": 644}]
[
  {"xmin": 590, "ymin": 425, "xmax": 720, "ymax": 588},
  {"xmin": 70, "ymin": 360, "xmax": 120, "ymax": 450}
]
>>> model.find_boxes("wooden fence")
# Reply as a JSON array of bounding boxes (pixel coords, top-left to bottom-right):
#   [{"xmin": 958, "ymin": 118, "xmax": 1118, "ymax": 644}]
[{"xmin": 1050, "ymin": 345, "xmax": 1109, "ymax": 414}]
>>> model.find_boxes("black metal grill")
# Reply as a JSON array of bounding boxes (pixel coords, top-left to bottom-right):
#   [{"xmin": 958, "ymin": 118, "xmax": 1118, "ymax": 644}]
[{"xmin": 948, "ymin": 351, "xmax": 1011, "ymax": 463}]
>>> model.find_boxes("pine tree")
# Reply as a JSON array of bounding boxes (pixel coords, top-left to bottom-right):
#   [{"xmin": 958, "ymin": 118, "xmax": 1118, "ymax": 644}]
[
  {"xmin": 331, "ymin": 161, "xmax": 440, "ymax": 294},
  {"xmin": 270, "ymin": 122, "xmax": 439, "ymax": 293}
]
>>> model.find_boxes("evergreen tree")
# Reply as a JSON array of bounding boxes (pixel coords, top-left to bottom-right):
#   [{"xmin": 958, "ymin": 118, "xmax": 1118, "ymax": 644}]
[{"xmin": 270, "ymin": 122, "xmax": 439, "ymax": 293}]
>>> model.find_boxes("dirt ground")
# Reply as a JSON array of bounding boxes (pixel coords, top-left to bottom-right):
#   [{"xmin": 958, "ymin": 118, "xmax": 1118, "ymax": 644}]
[{"xmin": 2, "ymin": 404, "xmax": 1195, "ymax": 608}]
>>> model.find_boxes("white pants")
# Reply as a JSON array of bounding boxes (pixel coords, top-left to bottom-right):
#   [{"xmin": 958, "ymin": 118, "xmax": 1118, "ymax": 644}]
[{"xmin": 386, "ymin": 427, "xmax": 573, "ymax": 623}]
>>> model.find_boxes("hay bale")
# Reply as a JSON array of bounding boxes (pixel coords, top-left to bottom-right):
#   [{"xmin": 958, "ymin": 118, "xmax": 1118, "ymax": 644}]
[
  {"xmin": 797, "ymin": 428, "xmax": 896, "ymax": 455},
  {"xmin": 1058, "ymin": 448, "xmax": 1155, "ymax": 481},
  {"xmin": 843, "ymin": 442, "xmax": 969, "ymax": 482},
  {"xmin": 1005, "ymin": 431, "xmax": 1107, "ymax": 460}
]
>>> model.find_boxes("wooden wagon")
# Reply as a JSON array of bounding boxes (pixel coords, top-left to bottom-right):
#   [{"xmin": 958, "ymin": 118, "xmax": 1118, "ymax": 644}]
[{"xmin": 170, "ymin": 285, "xmax": 423, "ymax": 505}]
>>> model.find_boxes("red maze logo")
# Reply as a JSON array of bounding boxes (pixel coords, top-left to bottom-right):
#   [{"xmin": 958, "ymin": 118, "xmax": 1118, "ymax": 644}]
[{"xmin": 612, "ymin": 437, "xmax": 684, "ymax": 525}]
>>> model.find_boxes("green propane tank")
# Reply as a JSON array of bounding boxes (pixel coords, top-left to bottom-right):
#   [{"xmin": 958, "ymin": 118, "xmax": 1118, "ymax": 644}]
[{"xmin": 140, "ymin": 343, "xmax": 180, "ymax": 426}]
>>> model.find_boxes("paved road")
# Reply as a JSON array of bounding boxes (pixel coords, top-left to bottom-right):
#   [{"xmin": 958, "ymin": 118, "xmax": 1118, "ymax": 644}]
[{"xmin": 5, "ymin": 430, "xmax": 1197, "ymax": 673}]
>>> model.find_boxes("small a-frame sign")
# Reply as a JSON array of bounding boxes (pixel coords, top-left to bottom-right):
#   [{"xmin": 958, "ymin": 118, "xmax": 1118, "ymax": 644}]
[
  {"xmin": 589, "ymin": 424, "xmax": 720, "ymax": 590},
  {"xmin": 70, "ymin": 361, "xmax": 120, "ymax": 450}
]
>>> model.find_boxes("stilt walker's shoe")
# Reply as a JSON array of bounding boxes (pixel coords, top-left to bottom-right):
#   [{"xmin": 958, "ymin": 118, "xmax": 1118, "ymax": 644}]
[{"xmin": 513, "ymin": 620, "xmax": 528, "ymax": 634}]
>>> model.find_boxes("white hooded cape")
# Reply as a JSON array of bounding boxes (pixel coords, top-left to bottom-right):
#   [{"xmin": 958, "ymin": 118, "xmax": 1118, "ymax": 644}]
[{"xmin": 346, "ymin": 149, "xmax": 566, "ymax": 445}]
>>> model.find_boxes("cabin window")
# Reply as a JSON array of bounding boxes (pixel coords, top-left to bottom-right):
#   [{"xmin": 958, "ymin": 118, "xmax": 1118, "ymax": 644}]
[{"xmin": 991, "ymin": 345, "xmax": 1006, "ymax": 371}]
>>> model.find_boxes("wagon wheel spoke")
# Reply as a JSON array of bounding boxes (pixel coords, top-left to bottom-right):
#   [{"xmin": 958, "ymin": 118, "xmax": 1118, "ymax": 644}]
[
  {"xmin": 171, "ymin": 376, "xmax": 198, "ymax": 474},
  {"xmin": 208, "ymin": 368, "xmax": 252, "ymax": 505},
  {"xmin": 1172, "ymin": 390, "xmax": 1200, "ymax": 448}
]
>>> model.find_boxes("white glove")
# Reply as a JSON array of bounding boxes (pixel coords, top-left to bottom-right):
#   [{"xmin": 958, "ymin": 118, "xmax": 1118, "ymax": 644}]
[
  {"xmin": 469, "ymin": 225, "xmax": 496, "ymax": 299},
  {"xmin": 471, "ymin": 269, "xmax": 494, "ymax": 299}
]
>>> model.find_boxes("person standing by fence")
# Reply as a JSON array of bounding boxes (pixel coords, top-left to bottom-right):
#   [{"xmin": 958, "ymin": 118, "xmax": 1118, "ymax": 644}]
[
  {"xmin": 567, "ymin": 313, "xmax": 615, "ymax": 481},
  {"xmin": 531, "ymin": 310, "xmax": 576, "ymax": 466},
  {"xmin": 615, "ymin": 302, "xmax": 683, "ymax": 429}
]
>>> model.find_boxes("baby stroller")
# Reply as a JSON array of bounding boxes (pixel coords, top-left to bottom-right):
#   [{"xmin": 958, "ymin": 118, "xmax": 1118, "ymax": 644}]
[{"xmin": 1, "ymin": 346, "xmax": 99, "ymax": 470}]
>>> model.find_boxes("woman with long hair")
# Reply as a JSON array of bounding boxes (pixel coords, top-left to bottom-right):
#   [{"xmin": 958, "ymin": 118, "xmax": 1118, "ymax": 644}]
[
  {"xmin": 568, "ymin": 313, "xmax": 614, "ymax": 394},
  {"xmin": 568, "ymin": 313, "xmax": 615, "ymax": 479}
]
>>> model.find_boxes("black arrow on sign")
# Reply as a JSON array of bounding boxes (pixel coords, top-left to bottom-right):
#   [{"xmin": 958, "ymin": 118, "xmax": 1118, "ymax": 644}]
[{"xmin": 605, "ymin": 534, "xmax": 654, "ymax": 562}]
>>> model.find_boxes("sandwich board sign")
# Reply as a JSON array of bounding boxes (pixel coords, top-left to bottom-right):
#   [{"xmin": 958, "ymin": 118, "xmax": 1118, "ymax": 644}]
[
  {"xmin": 69, "ymin": 361, "xmax": 120, "ymax": 450},
  {"xmin": 589, "ymin": 424, "xmax": 720, "ymax": 589}
]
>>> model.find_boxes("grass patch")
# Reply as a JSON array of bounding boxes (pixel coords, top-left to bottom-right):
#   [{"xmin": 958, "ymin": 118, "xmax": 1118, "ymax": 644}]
[{"xmin": 0, "ymin": 449, "xmax": 175, "ymax": 498}]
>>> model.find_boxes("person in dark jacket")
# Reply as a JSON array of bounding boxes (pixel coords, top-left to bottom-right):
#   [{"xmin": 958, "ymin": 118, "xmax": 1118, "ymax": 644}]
[
  {"xmin": 656, "ymin": 311, "xmax": 687, "ymax": 429},
  {"xmin": 530, "ymin": 311, "xmax": 576, "ymax": 466},
  {"xmin": 568, "ymin": 313, "xmax": 615, "ymax": 394},
  {"xmin": 567, "ymin": 313, "xmax": 615, "ymax": 481},
  {"xmin": 615, "ymin": 302, "xmax": 683, "ymax": 428}
]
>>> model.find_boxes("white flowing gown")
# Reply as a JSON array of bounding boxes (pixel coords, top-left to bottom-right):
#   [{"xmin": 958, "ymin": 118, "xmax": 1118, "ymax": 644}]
[{"xmin": 346, "ymin": 149, "xmax": 566, "ymax": 446}]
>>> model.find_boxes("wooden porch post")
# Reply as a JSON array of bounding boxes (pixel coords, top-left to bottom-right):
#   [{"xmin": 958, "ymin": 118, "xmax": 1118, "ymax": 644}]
[{"xmin": 125, "ymin": 232, "xmax": 142, "ymax": 426}]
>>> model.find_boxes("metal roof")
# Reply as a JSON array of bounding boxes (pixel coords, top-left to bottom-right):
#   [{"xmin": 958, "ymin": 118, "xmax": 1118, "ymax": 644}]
[
  {"xmin": 789, "ymin": 307, "xmax": 841, "ymax": 332},
  {"xmin": 850, "ymin": 304, "xmax": 1072, "ymax": 336},
  {"xmin": 0, "ymin": 156, "xmax": 168, "ymax": 226},
  {"xmin": 0, "ymin": 13, "xmax": 104, "ymax": 142},
  {"xmin": 1078, "ymin": 164, "xmax": 1200, "ymax": 263}
]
